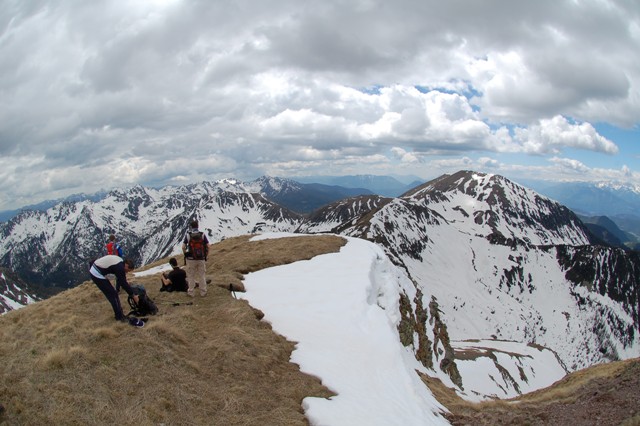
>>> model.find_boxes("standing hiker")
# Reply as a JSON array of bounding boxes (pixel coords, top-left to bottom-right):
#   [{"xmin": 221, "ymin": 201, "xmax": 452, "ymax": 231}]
[
  {"xmin": 160, "ymin": 257, "xmax": 188, "ymax": 292},
  {"xmin": 106, "ymin": 234, "xmax": 124, "ymax": 257},
  {"xmin": 182, "ymin": 219, "xmax": 209, "ymax": 297},
  {"xmin": 89, "ymin": 255, "xmax": 144, "ymax": 327}
]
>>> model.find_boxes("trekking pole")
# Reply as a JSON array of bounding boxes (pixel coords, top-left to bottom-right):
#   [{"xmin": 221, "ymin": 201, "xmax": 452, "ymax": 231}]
[{"xmin": 159, "ymin": 301, "xmax": 193, "ymax": 307}]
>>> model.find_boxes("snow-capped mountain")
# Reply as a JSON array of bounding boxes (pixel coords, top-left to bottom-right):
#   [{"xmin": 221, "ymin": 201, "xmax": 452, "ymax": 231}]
[
  {"xmin": 299, "ymin": 170, "xmax": 639, "ymax": 378},
  {"xmin": 1, "ymin": 170, "xmax": 638, "ymax": 397},
  {"xmin": 0, "ymin": 179, "xmax": 302, "ymax": 292},
  {"xmin": 523, "ymin": 178, "xmax": 640, "ymax": 218}
]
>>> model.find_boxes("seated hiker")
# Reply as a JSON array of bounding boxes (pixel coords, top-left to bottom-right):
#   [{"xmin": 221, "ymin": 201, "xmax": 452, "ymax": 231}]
[
  {"xmin": 160, "ymin": 257, "xmax": 188, "ymax": 292},
  {"xmin": 89, "ymin": 254, "xmax": 144, "ymax": 328}
]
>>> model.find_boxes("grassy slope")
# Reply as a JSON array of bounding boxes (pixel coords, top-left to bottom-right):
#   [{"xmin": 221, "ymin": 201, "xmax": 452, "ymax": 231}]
[{"xmin": 0, "ymin": 235, "xmax": 344, "ymax": 425}]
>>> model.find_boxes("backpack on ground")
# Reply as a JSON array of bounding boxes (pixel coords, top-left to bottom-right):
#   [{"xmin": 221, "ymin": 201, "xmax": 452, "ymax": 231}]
[
  {"xmin": 188, "ymin": 231, "xmax": 207, "ymax": 260},
  {"xmin": 127, "ymin": 284, "xmax": 158, "ymax": 317}
]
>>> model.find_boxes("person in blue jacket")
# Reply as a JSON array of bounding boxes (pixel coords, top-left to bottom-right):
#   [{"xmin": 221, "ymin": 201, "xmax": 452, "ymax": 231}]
[{"xmin": 89, "ymin": 255, "xmax": 144, "ymax": 328}]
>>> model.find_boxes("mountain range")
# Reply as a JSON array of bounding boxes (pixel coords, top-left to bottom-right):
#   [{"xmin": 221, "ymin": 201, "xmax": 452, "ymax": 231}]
[
  {"xmin": 293, "ymin": 174, "xmax": 423, "ymax": 197},
  {"xmin": 522, "ymin": 179, "xmax": 640, "ymax": 243},
  {"xmin": 0, "ymin": 170, "xmax": 638, "ymax": 387}
]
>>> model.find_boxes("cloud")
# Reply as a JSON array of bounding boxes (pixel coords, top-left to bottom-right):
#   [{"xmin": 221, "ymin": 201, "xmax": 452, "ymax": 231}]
[
  {"xmin": 391, "ymin": 147, "xmax": 421, "ymax": 164},
  {"xmin": 0, "ymin": 0, "xmax": 638, "ymax": 209},
  {"xmin": 548, "ymin": 156, "xmax": 590, "ymax": 173},
  {"xmin": 514, "ymin": 116, "xmax": 619, "ymax": 155}
]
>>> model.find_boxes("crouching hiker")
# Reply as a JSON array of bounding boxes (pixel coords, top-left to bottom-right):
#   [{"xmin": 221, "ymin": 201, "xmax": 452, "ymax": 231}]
[{"xmin": 89, "ymin": 255, "xmax": 144, "ymax": 328}]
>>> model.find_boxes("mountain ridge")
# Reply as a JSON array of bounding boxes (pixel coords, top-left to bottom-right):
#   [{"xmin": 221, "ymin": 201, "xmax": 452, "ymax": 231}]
[
  {"xmin": 1, "ymin": 170, "xmax": 638, "ymax": 383},
  {"xmin": 298, "ymin": 170, "xmax": 639, "ymax": 374},
  {"xmin": 1, "ymin": 234, "xmax": 638, "ymax": 425}
]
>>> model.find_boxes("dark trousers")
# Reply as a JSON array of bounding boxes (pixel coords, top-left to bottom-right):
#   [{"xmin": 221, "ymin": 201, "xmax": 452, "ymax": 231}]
[{"xmin": 91, "ymin": 275, "xmax": 125, "ymax": 321}]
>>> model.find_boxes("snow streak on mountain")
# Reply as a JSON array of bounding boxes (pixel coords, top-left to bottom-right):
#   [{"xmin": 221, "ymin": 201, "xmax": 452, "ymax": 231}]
[
  {"xmin": 0, "ymin": 269, "xmax": 39, "ymax": 314},
  {"xmin": 1, "ymin": 170, "xmax": 638, "ymax": 400}
]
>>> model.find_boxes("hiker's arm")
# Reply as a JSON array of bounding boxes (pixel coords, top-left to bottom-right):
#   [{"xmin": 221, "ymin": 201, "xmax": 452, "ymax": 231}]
[{"xmin": 114, "ymin": 264, "xmax": 134, "ymax": 296}]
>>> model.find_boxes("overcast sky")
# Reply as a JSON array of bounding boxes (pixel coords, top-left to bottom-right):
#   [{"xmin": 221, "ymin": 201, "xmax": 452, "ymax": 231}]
[{"xmin": 1, "ymin": 0, "xmax": 639, "ymax": 210}]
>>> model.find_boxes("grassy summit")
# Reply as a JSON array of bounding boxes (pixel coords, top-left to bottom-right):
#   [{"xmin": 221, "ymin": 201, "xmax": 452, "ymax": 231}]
[{"xmin": 0, "ymin": 235, "xmax": 345, "ymax": 425}]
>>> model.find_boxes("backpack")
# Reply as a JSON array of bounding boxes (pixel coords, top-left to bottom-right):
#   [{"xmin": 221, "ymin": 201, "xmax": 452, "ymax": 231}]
[
  {"xmin": 106, "ymin": 241, "xmax": 115, "ymax": 255},
  {"xmin": 127, "ymin": 284, "xmax": 158, "ymax": 317},
  {"xmin": 107, "ymin": 240, "xmax": 123, "ymax": 257},
  {"xmin": 188, "ymin": 231, "xmax": 207, "ymax": 260}
]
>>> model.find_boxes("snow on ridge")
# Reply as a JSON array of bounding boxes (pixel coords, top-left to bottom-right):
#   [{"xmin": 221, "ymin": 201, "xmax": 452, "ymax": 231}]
[
  {"xmin": 239, "ymin": 234, "xmax": 449, "ymax": 425},
  {"xmin": 239, "ymin": 233, "xmax": 572, "ymax": 423}
]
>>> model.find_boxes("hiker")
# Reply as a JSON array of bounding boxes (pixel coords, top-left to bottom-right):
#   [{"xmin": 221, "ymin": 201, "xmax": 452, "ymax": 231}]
[
  {"xmin": 89, "ymin": 255, "xmax": 144, "ymax": 327},
  {"xmin": 160, "ymin": 257, "xmax": 188, "ymax": 292},
  {"xmin": 182, "ymin": 219, "xmax": 209, "ymax": 297},
  {"xmin": 106, "ymin": 234, "xmax": 124, "ymax": 257}
]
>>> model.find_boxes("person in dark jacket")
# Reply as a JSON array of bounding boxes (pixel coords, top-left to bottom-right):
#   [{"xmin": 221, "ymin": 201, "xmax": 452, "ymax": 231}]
[
  {"xmin": 89, "ymin": 255, "xmax": 144, "ymax": 327},
  {"xmin": 160, "ymin": 257, "xmax": 188, "ymax": 292}
]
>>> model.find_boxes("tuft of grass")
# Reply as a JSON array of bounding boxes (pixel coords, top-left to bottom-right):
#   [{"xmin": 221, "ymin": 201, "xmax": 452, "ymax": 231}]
[{"xmin": 39, "ymin": 345, "xmax": 90, "ymax": 370}]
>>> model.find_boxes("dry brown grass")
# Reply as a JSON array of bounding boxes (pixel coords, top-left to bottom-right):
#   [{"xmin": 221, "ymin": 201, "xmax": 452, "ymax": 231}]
[{"xmin": 0, "ymin": 234, "xmax": 346, "ymax": 426}]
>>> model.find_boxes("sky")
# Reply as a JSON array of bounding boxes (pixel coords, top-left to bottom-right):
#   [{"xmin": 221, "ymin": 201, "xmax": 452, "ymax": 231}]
[{"xmin": 1, "ymin": 0, "xmax": 639, "ymax": 211}]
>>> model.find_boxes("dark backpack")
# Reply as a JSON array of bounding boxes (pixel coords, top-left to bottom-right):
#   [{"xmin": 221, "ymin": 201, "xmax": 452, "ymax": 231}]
[
  {"xmin": 127, "ymin": 284, "xmax": 158, "ymax": 317},
  {"xmin": 188, "ymin": 231, "xmax": 207, "ymax": 260}
]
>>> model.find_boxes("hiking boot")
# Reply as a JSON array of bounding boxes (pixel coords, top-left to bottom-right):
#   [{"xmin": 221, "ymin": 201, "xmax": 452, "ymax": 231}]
[{"xmin": 128, "ymin": 317, "xmax": 144, "ymax": 328}]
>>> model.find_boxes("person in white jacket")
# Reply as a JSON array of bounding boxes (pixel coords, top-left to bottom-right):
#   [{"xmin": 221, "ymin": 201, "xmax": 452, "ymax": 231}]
[{"xmin": 89, "ymin": 255, "xmax": 143, "ymax": 327}]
